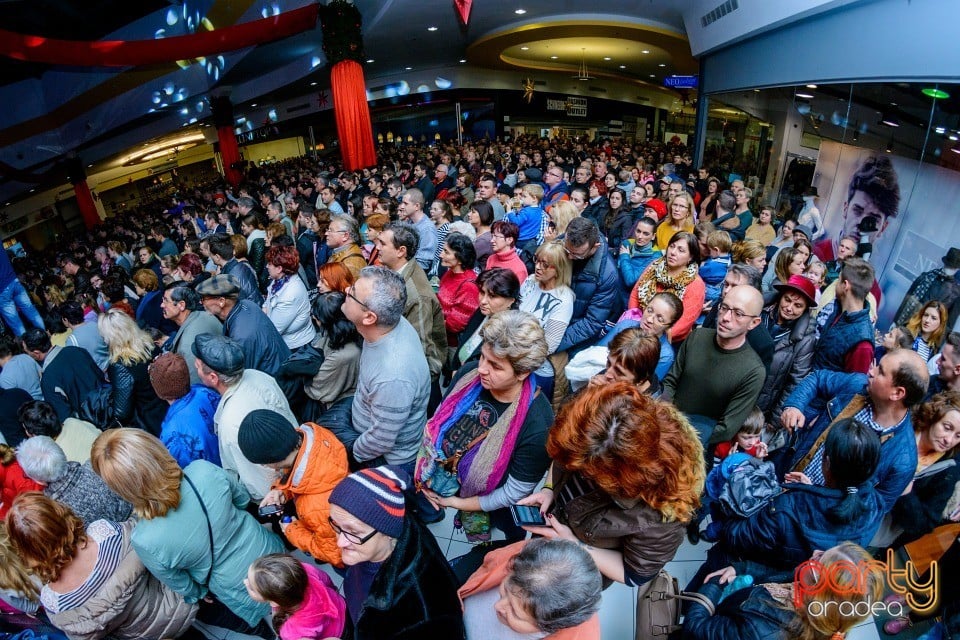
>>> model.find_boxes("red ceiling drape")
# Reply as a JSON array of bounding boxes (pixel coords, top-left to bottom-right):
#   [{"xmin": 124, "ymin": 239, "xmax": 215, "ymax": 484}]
[
  {"xmin": 0, "ymin": 5, "xmax": 318, "ymax": 67},
  {"xmin": 330, "ymin": 60, "xmax": 376, "ymax": 171}
]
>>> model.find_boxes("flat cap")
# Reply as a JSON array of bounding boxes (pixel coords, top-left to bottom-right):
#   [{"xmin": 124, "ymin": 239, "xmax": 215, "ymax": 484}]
[
  {"xmin": 195, "ymin": 274, "xmax": 240, "ymax": 297},
  {"xmin": 192, "ymin": 334, "xmax": 244, "ymax": 377}
]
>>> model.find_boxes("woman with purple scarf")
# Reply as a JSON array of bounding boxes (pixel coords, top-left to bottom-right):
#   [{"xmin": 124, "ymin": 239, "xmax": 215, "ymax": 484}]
[{"xmin": 415, "ymin": 310, "xmax": 554, "ymax": 543}]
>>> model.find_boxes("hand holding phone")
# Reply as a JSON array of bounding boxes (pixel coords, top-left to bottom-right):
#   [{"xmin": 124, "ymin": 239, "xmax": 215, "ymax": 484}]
[{"xmin": 510, "ymin": 504, "xmax": 547, "ymax": 527}]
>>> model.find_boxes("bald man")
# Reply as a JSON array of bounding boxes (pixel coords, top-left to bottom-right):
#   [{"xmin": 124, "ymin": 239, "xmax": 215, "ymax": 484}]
[
  {"xmin": 780, "ymin": 349, "xmax": 928, "ymax": 512},
  {"xmin": 662, "ymin": 285, "xmax": 767, "ymax": 446}
]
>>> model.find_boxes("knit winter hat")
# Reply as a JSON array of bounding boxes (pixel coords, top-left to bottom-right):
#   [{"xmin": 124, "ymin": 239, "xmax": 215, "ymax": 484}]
[
  {"xmin": 148, "ymin": 352, "xmax": 191, "ymax": 401},
  {"xmin": 644, "ymin": 198, "xmax": 668, "ymax": 219},
  {"xmin": 237, "ymin": 409, "xmax": 300, "ymax": 464},
  {"xmin": 329, "ymin": 466, "xmax": 409, "ymax": 539}
]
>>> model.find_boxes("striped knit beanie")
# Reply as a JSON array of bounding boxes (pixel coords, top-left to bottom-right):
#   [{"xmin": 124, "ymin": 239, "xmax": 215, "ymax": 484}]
[{"xmin": 329, "ymin": 465, "xmax": 409, "ymax": 538}]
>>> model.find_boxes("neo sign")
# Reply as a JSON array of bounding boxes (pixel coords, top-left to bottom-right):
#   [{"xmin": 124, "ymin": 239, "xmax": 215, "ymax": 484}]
[{"xmin": 664, "ymin": 75, "xmax": 698, "ymax": 89}]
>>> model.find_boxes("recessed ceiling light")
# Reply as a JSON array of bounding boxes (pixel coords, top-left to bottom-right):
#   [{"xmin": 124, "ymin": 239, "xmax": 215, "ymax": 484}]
[
  {"xmin": 950, "ymin": 135, "xmax": 958, "ymax": 141},
  {"xmin": 251, "ymin": 103, "xmax": 258, "ymax": 107},
  {"xmin": 796, "ymin": 92, "xmax": 814, "ymax": 99},
  {"xmin": 603, "ymin": 57, "xmax": 611, "ymax": 61},
  {"xmin": 550, "ymin": 55, "xmax": 558, "ymax": 59},
  {"xmin": 459, "ymin": 59, "xmax": 466, "ymax": 63},
  {"xmin": 658, "ymin": 63, "xmax": 666, "ymax": 67},
  {"xmin": 29, "ymin": 189, "xmax": 35, "ymax": 193},
  {"xmin": 405, "ymin": 66, "xmax": 412, "ymax": 70},
  {"xmin": 520, "ymin": 46, "xmax": 529, "ymax": 51},
  {"xmin": 619, "ymin": 65, "xmax": 626, "ymax": 69},
  {"xmin": 649, "ymin": 74, "xmax": 655, "ymax": 78},
  {"xmin": 514, "ymin": 8, "xmax": 527, "ymax": 14},
  {"xmin": 642, "ymin": 50, "xmax": 650, "ymax": 54},
  {"xmin": 366, "ymin": 58, "xmax": 374, "ymax": 63},
  {"xmin": 310, "ymin": 81, "xmax": 317, "ymax": 86},
  {"xmin": 754, "ymin": 89, "xmax": 760, "ymax": 92},
  {"xmin": 427, "ymin": 26, "xmax": 437, "ymax": 31},
  {"xmin": 806, "ymin": 84, "xmax": 818, "ymax": 89}
]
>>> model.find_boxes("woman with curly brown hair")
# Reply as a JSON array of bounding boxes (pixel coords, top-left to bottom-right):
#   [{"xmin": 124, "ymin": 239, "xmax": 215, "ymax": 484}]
[{"xmin": 520, "ymin": 382, "xmax": 704, "ymax": 586}]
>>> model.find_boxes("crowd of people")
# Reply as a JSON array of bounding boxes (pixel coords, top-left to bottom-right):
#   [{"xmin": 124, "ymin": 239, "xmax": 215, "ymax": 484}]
[{"xmin": 0, "ymin": 134, "xmax": 957, "ymax": 640}]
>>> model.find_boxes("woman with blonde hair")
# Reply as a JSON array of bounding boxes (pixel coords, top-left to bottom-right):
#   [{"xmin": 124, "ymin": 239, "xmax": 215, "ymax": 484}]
[
  {"xmin": 519, "ymin": 382, "xmax": 704, "ymax": 586},
  {"xmin": 0, "ymin": 522, "xmax": 40, "ymax": 615},
  {"xmin": 6, "ymin": 492, "xmax": 198, "ymax": 639},
  {"xmin": 543, "ymin": 199, "xmax": 577, "ymax": 243},
  {"xmin": 91, "ymin": 428, "xmax": 283, "ymax": 638},
  {"xmin": 97, "ymin": 308, "xmax": 167, "ymax": 434},
  {"xmin": 682, "ymin": 542, "xmax": 884, "ymax": 640},
  {"xmin": 733, "ymin": 238, "xmax": 768, "ymax": 274},
  {"xmin": 655, "ymin": 192, "xmax": 696, "ymax": 252}
]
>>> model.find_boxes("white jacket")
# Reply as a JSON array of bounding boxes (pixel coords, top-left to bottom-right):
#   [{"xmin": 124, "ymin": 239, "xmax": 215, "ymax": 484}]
[{"xmin": 264, "ymin": 275, "xmax": 316, "ymax": 350}]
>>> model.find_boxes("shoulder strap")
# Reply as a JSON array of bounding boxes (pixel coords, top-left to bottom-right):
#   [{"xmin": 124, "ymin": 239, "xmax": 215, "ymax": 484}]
[{"xmin": 183, "ymin": 473, "xmax": 215, "ymax": 589}]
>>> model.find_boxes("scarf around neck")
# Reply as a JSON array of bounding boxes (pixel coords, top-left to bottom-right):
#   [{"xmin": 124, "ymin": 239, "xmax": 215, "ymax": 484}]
[
  {"xmin": 415, "ymin": 368, "xmax": 536, "ymax": 497},
  {"xmin": 633, "ymin": 257, "xmax": 698, "ymax": 308}
]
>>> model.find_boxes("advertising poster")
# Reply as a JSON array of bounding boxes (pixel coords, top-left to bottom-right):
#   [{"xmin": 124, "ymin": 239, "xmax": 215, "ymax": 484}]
[{"xmin": 812, "ymin": 140, "xmax": 960, "ymax": 329}]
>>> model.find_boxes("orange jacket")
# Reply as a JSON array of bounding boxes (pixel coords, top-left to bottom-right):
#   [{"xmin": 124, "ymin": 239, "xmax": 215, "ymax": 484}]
[
  {"xmin": 457, "ymin": 540, "xmax": 600, "ymax": 640},
  {"xmin": 274, "ymin": 423, "xmax": 349, "ymax": 567}
]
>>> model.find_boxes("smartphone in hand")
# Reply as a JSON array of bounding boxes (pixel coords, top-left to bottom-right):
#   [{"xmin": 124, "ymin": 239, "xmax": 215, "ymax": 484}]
[{"xmin": 510, "ymin": 504, "xmax": 547, "ymax": 527}]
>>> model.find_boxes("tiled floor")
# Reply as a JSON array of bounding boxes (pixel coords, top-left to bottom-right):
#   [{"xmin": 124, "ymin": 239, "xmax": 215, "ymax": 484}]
[{"xmin": 204, "ymin": 508, "xmax": 884, "ymax": 640}]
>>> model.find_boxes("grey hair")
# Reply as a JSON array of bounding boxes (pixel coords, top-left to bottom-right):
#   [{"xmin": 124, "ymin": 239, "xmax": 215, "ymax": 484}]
[
  {"xmin": 197, "ymin": 360, "xmax": 243, "ymax": 387},
  {"xmin": 505, "ymin": 538, "xmax": 602, "ymax": 633},
  {"xmin": 448, "ymin": 220, "xmax": 476, "ymax": 241},
  {"xmin": 480, "ymin": 310, "xmax": 548, "ymax": 375},
  {"xmin": 237, "ymin": 196, "xmax": 255, "ymax": 210},
  {"xmin": 727, "ymin": 263, "xmax": 762, "ymax": 291},
  {"xmin": 168, "ymin": 284, "xmax": 201, "ymax": 311},
  {"xmin": 358, "ymin": 266, "xmax": 406, "ymax": 328},
  {"xmin": 17, "ymin": 436, "xmax": 68, "ymax": 484},
  {"xmin": 331, "ymin": 214, "xmax": 360, "ymax": 244}
]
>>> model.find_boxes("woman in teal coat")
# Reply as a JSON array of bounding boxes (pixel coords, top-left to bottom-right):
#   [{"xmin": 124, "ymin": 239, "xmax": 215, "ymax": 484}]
[{"xmin": 91, "ymin": 428, "xmax": 284, "ymax": 636}]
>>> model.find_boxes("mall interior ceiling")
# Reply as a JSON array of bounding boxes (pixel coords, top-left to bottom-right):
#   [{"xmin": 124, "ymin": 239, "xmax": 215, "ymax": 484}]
[{"xmin": 0, "ymin": 0, "xmax": 956, "ymax": 206}]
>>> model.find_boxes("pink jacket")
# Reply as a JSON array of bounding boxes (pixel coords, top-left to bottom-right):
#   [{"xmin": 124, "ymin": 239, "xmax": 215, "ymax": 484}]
[{"xmin": 277, "ymin": 563, "xmax": 346, "ymax": 640}]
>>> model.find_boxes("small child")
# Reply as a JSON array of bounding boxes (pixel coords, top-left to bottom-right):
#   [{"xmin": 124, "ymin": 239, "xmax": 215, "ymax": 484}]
[
  {"xmin": 712, "ymin": 406, "xmax": 768, "ymax": 466},
  {"xmin": 874, "ymin": 325, "xmax": 914, "ymax": 363},
  {"xmin": 506, "ymin": 183, "xmax": 545, "ymax": 244},
  {"xmin": 246, "ymin": 553, "xmax": 347, "ymax": 640},
  {"xmin": 699, "ymin": 230, "xmax": 733, "ymax": 304},
  {"xmin": 803, "ymin": 260, "xmax": 826, "ymax": 305},
  {"xmin": 0, "ymin": 524, "xmax": 40, "ymax": 616}
]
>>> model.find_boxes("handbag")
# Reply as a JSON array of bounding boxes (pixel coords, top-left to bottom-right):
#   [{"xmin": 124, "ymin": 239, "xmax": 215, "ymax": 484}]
[
  {"xmin": 635, "ymin": 569, "xmax": 715, "ymax": 638},
  {"xmin": 423, "ymin": 431, "xmax": 489, "ymax": 498}
]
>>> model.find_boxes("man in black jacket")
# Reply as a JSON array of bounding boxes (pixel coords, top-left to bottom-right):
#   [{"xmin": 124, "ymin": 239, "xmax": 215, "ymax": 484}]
[{"xmin": 22, "ymin": 329, "xmax": 105, "ymax": 422}]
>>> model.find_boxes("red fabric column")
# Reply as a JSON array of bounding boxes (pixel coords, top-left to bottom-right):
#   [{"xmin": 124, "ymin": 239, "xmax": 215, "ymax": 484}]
[
  {"xmin": 217, "ymin": 126, "xmax": 243, "ymax": 187},
  {"xmin": 73, "ymin": 179, "xmax": 100, "ymax": 229},
  {"xmin": 330, "ymin": 60, "xmax": 376, "ymax": 171}
]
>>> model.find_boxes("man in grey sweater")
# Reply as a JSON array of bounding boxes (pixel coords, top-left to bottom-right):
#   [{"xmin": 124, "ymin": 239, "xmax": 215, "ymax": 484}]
[{"xmin": 338, "ymin": 266, "xmax": 431, "ymax": 469}]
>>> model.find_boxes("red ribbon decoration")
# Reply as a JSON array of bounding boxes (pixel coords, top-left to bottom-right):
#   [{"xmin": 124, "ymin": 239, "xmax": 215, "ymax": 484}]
[
  {"xmin": 454, "ymin": 0, "xmax": 473, "ymax": 25},
  {"xmin": 330, "ymin": 60, "xmax": 377, "ymax": 171},
  {"xmin": 0, "ymin": 4, "xmax": 318, "ymax": 67}
]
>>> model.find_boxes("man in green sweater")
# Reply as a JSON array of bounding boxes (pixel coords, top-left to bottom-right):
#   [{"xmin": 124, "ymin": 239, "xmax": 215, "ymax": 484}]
[{"xmin": 662, "ymin": 285, "xmax": 767, "ymax": 447}]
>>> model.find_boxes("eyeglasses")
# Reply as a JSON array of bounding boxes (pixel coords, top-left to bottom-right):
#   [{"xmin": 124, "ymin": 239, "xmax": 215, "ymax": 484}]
[
  {"xmin": 717, "ymin": 303, "xmax": 758, "ymax": 320},
  {"xmin": 328, "ymin": 517, "xmax": 378, "ymax": 545},
  {"xmin": 563, "ymin": 244, "xmax": 591, "ymax": 260},
  {"xmin": 491, "ymin": 233, "xmax": 507, "ymax": 240},
  {"xmin": 534, "ymin": 259, "xmax": 555, "ymax": 269},
  {"xmin": 642, "ymin": 306, "xmax": 671, "ymax": 326},
  {"xmin": 346, "ymin": 286, "xmax": 369, "ymax": 309}
]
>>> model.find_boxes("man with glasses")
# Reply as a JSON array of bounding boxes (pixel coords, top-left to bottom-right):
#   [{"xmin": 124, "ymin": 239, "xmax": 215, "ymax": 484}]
[
  {"xmin": 325, "ymin": 215, "xmax": 367, "ymax": 280},
  {"xmin": 556, "ymin": 217, "xmax": 620, "ymax": 355},
  {"xmin": 662, "ymin": 285, "xmax": 767, "ymax": 447},
  {"xmin": 542, "ymin": 165, "xmax": 570, "ymax": 211},
  {"xmin": 701, "ymin": 264, "xmax": 775, "ymax": 371},
  {"xmin": 338, "ymin": 267, "xmax": 431, "ymax": 475}
]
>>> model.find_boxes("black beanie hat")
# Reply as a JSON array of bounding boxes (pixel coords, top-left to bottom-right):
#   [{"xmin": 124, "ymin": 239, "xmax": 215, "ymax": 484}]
[{"xmin": 238, "ymin": 409, "xmax": 299, "ymax": 464}]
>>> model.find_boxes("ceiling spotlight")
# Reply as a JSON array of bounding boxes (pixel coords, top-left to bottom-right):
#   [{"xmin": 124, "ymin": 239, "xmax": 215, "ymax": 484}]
[
  {"xmin": 935, "ymin": 126, "xmax": 946, "ymax": 134},
  {"xmin": 886, "ymin": 138, "xmax": 894, "ymax": 153},
  {"xmin": 603, "ymin": 56, "xmax": 611, "ymax": 61},
  {"xmin": 88, "ymin": 163, "xmax": 93, "ymax": 167},
  {"xmin": 251, "ymin": 103, "xmax": 258, "ymax": 107},
  {"xmin": 806, "ymin": 84, "xmax": 818, "ymax": 89},
  {"xmin": 923, "ymin": 87, "xmax": 950, "ymax": 99},
  {"xmin": 29, "ymin": 189, "xmax": 35, "ymax": 193},
  {"xmin": 880, "ymin": 114, "xmax": 900, "ymax": 127},
  {"xmin": 514, "ymin": 8, "xmax": 527, "ymax": 14},
  {"xmin": 754, "ymin": 89, "xmax": 760, "ymax": 92},
  {"xmin": 310, "ymin": 81, "xmax": 317, "ymax": 86},
  {"xmin": 405, "ymin": 66, "xmax": 412, "ymax": 70},
  {"xmin": 951, "ymin": 143, "xmax": 960, "ymax": 154},
  {"xmin": 796, "ymin": 92, "xmax": 814, "ymax": 99},
  {"xmin": 550, "ymin": 55, "xmax": 558, "ymax": 60},
  {"xmin": 520, "ymin": 46, "xmax": 529, "ymax": 50},
  {"xmin": 427, "ymin": 26, "xmax": 437, "ymax": 31},
  {"xmin": 619, "ymin": 65, "xmax": 626, "ymax": 69},
  {"xmin": 649, "ymin": 74, "xmax": 655, "ymax": 78},
  {"xmin": 366, "ymin": 58, "xmax": 375, "ymax": 63},
  {"xmin": 641, "ymin": 50, "xmax": 650, "ymax": 54},
  {"xmin": 459, "ymin": 59, "xmax": 466, "ymax": 63},
  {"xmin": 951, "ymin": 135, "xmax": 959, "ymax": 141}
]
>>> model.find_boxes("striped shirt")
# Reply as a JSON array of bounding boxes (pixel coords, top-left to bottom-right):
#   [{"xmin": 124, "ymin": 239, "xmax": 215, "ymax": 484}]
[{"xmin": 41, "ymin": 520, "xmax": 124, "ymax": 613}]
